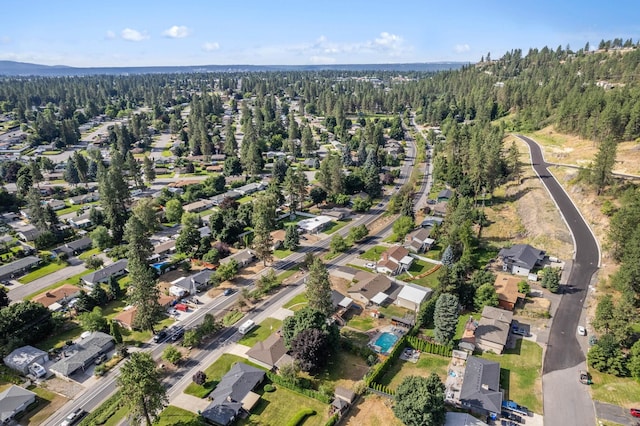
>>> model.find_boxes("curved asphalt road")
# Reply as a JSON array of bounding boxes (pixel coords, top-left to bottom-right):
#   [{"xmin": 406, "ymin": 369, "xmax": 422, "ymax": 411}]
[{"xmin": 518, "ymin": 135, "xmax": 600, "ymax": 426}]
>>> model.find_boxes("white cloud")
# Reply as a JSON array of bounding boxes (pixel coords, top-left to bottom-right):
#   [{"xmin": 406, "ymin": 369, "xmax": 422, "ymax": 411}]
[
  {"xmin": 202, "ymin": 42, "xmax": 220, "ymax": 52},
  {"xmin": 454, "ymin": 43, "xmax": 471, "ymax": 53},
  {"xmin": 105, "ymin": 30, "xmax": 116, "ymax": 40},
  {"xmin": 121, "ymin": 28, "xmax": 149, "ymax": 42},
  {"xmin": 309, "ymin": 56, "xmax": 336, "ymax": 64},
  {"xmin": 375, "ymin": 32, "xmax": 402, "ymax": 48},
  {"xmin": 163, "ymin": 25, "xmax": 190, "ymax": 39}
]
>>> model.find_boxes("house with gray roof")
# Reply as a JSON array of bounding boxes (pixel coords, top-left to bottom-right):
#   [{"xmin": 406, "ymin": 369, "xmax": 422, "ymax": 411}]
[
  {"xmin": 3, "ymin": 346, "xmax": 49, "ymax": 375},
  {"xmin": 202, "ymin": 362, "xmax": 265, "ymax": 426},
  {"xmin": 172, "ymin": 269, "xmax": 213, "ymax": 293},
  {"xmin": 459, "ymin": 356, "xmax": 503, "ymax": 416},
  {"xmin": 498, "ymin": 244, "xmax": 545, "ymax": 276},
  {"xmin": 0, "ymin": 256, "xmax": 40, "ymax": 281},
  {"xmin": 474, "ymin": 306, "xmax": 513, "ymax": 354},
  {"xmin": 16, "ymin": 227, "xmax": 43, "ymax": 242},
  {"xmin": 220, "ymin": 250, "xmax": 255, "ymax": 268},
  {"xmin": 81, "ymin": 259, "xmax": 128, "ymax": 287},
  {"xmin": 49, "ymin": 332, "xmax": 114, "ymax": 378},
  {"xmin": 0, "ymin": 385, "xmax": 37, "ymax": 424},
  {"xmin": 53, "ymin": 237, "xmax": 93, "ymax": 257},
  {"xmin": 246, "ymin": 333, "xmax": 291, "ymax": 370}
]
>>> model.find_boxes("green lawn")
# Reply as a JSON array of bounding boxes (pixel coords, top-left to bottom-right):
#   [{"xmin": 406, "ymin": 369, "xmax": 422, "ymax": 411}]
[
  {"xmin": 222, "ymin": 310, "xmax": 244, "ymax": 326},
  {"xmin": 397, "ymin": 259, "xmax": 441, "ymax": 288},
  {"xmin": 24, "ymin": 269, "xmax": 94, "ymax": 301},
  {"xmin": 238, "ymin": 318, "xmax": 282, "ymax": 347},
  {"xmin": 424, "ymin": 242, "xmax": 443, "ymax": 261},
  {"xmin": 277, "ymin": 267, "xmax": 299, "ymax": 283},
  {"xmin": 379, "ymin": 304, "xmax": 410, "ymax": 319},
  {"xmin": 346, "ymin": 315, "xmax": 375, "ymax": 332},
  {"xmin": 18, "ymin": 262, "xmax": 69, "ymax": 284},
  {"xmin": 360, "ymin": 245, "xmax": 388, "ymax": 261},
  {"xmin": 156, "ymin": 406, "xmax": 206, "ymax": 426},
  {"xmin": 274, "ymin": 248, "xmax": 294, "ymax": 259},
  {"xmin": 35, "ymin": 322, "xmax": 83, "ymax": 351},
  {"xmin": 323, "ymin": 220, "xmax": 350, "ymax": 235},
  {"xmin": 156, "ymin": 172, "xmax": 175, "ymax": 178},
  {"xmin": 237, "ymin": 196, "xmax": 253, "ymax": 204},
  {"xmin": 590, "ymin": 369, "xmax": 640, "ymax": 407},
  {"xmin": 482, "ymin": 339, "xmax": 543, "ymax": 414},
  {"xmin": 378, "ymin": 352, "xmax": 451, "ymax": 391},
  {"xmin": 317, "ymin": 349, "xmax": 370, "ymax": 388},
  {"xmin": 184, "ymin": 354, "xmax": 265, "ymax": 398},
  {"xmin": 78, "ymin": 247, "xmax": 100, "ymax": 260},
  {"xmin": 283, "ymin": 293, "xmax": 308, "ymax": 311},
  {"xmin": 56, "ymin": 202, "xmax": 97, "ymax": 216},
  {"xmin": 238, "ymin": 384, "xmax": 329, "ymax": 426},
  {"xmin": 120, "ymin": 316, "xmax": 175, "ymax": 346},
  {"xmin": 161, "ymin": 148, "xmax": 172, "ymax": 157}
]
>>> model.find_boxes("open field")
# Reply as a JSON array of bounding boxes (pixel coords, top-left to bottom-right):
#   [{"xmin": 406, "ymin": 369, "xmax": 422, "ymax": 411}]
[
  {"xmin": 343, "ymin": 394, "xmax": 403, "ymax": 426},
  {"xmin": 238, "ymin": 385, "xmax": 329, "ymax": 426},
  {"xmin": 156, "ymin": 406, "xmax": 205, "ymax": 426},
  {"xmin": 378, "ymin": 352, "xmax": 450, "ymax": 391}
]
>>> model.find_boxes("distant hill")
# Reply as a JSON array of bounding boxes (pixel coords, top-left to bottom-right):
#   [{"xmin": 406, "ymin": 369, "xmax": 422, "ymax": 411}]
[{"xmin": 0, "ymin": 60, "xmax": 467, "ymax": 76}]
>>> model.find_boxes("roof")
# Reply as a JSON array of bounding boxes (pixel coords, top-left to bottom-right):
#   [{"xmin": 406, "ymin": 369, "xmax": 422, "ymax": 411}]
[
  {"xmin": 370, "ymin": 292, "xmax": 389, "ymax": 305},
  {"xmin": 445, "ymin": 412, "xmax": 489, "ymax": 426},
  {"xmin": 409, "ymin": 227, "xmax": 432, "ymax": 243},
  {"xmin": 49, "ymin": 332, "xmax": 114, "ymax": 376},
  {"xmin": 459, "ymin": 356, "xmax": 502, "ymax": 414},
  {"xmin": 0, "ymin": 385, "xmax": 37, "ymax": 422},
  {"xmin": 203, "ymin": 363, "xmax": 265, "ymax": 425},
  {"xmin": 3, "ymin": 346, "xmax": 47, "ymax": 371},
  {"xmin": 481, "ymin": 306, "xmax": 513, "ymax": 324},
  {"xmin": 498, "ymin": 244, "xmax": 544, "ymax": 270},
  {"xmin": 32, "ymin": 284, "xmax": 80, "ymax": 308},
  {"xmin": 377, "ymin": 258, "xmax": 399, "ymax": 272},
  {"xmin": 0, "ymin": 256, "xmax": 39, "ymax": 277},
  {"xmin": 438, "ymin": 188, "xmax": 453, "ymax": 199},
  {"xmin": 421, "ymin": 216, "xmax": 444, "ymax": 227},
  {"xmin": 153, "ymin": 240, "xmax": 176, "ymax": 254},
  {"xmin": 475, "ymin": 317, "xmax": 510, "ymax": 346},
  {"xmin": 113, "ymin": 307, "xmax": 136, "ymax": 329},
  {"xmin": 493, "ymin": 274, "xmax": 525, "ymax": 307},
  {"xmin": 220, "ymin": 250, "xmax": 254, "ymax": 265},
  {"xmin": 347, "ymin": 274, "xmax": 392, "ymax": 299},
  {"xmin": 246, "ymin": 333, "xmax": 288, "ymax": 367},
  {"xmin": 81, "ymin": 259, "xmax": 128, "ymax": 285},
  {"xmin": 334, "ymin": 386, "xmax": 355, "ymax": 403},
  {"xmin": 297, "ymin": 215, "xmax": 333, "ymax": 232},
  {"xmin": 183, "ymin": 199, "xmax": 212, "ymax": 212},
  {"xmin": 65, "ymin": 237, "xmax": 93, "ymax": 251},
  {"xmin": 385, "ymin": 245, "xmax": 409, "ymax": 262},
  {"xmin": 397, "ymin": 283, "xmax": 432, "ymax": 305}
]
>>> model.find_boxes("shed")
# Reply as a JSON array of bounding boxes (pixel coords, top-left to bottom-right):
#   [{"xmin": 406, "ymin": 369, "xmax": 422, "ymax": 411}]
[
  {"xmin": 396, "ymin": 283, "xmax": 432, "ymax": 311},
  {"xmin": 3, "ymin": 346, "xmax": 49, "ymax": 375}
]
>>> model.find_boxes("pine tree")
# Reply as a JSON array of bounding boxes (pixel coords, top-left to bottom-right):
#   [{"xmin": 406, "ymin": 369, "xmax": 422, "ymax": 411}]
[
  {"xmin": 306, "ymin": 258, "xmax": 333, "ymax": 316},
  {"xmin": 590, "ymin": 137, "xmax": 618, "ymax": 195},
  {"xmin": 117, "ymin": 352, "xmax": 167, "ymax": 425},
  {"xmin": 143, "ymin": 156, "xmax": 156, "ymax": 185},
  {"xmin": 110, "ymin": 320, "xmax": 123, "ymax": 344},
  {"xmin": 433, "ymin": 293, "xmax": 459, "ymax": 345},
  {"xmin": 283, "ymin": 224, "xmax": 299, "ymax": 251}
]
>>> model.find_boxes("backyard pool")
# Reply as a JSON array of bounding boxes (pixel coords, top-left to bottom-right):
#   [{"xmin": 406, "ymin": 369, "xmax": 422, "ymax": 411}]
[{"xmin": 373, "ymin": 332, "xmax": 399, "ymax": 354}]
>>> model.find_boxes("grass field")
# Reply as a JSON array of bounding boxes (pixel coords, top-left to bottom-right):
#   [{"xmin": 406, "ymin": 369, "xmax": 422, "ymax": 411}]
[
  {"xmin": 590, "ymin": 369, "xmax": 640, "ymax": 407},
  {"xmin": 78, "ymin": 247, "xmax": 101, "ymax": 260},
  {"xmin": 482, "ymin": 339, "xmax": 543, "ymax": 414},
  {"xmin": 273, "ymin": 248, "xmax": 294, "ymax": 259},
  {"xmin": 156, "ymin": 406, "xmax": 205, "ymax": 426},
  {"xmin": 35, "ymin": 322, "xmax": 83, "ymax": 351},
  {"xmin": 184, "ymin": 354, "xmax": 264, "ymax": 398},
  {"xmin": 346, "ymin": 315, "xmax": 375, "ymax": 332},
  {"xmin": 18, "ymin": 262, "xmax": 69, "ymax": 284},
  {"xmin": 237, "ymin": 317, "xmax": 282, "ymax": 347},
  {"xmin": 283, "ymin": 293, "xmax": 308, "ymax": 311},
  {"xmin": 360, "ymin": 245, "xmax": 388, "ymax": 261},
  {"xmin": 316, "ymin": 350, "xmax": 370, "ymax": 389},
  {"xmin": 323, "ymin": 220, "xmax": 350, "ymax": 235},
  {"xmin": 396, "ymin": 259, "xmax": 440, "ymax": 288},
  {"xmin": 378, "ymin": 352, "xmax": 451, "ymax": 391},
  {"xmin": 56, "ymin": 202, "xmax": 98, "ymax": 216},
  {"xmin": 238, "ymin": 384, "xmax": 329, "ymax": 426}
]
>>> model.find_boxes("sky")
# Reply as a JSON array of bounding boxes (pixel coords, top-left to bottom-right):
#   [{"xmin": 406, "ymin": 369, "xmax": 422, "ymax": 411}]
[{"xmin": 1, "ymin": 0, "xmax": 638, "ymax": 67}]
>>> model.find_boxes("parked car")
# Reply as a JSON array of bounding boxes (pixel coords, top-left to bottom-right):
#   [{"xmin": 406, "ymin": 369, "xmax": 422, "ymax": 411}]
[
  {"xmin": 579, "ymin": 370, "xmax": 592, "ymax": 385},
  {"xmin": 60, "ymin": 408, "xmax": 87, "ymax": 426},
  {"xmin": 631, "ymin": 408, "xmax": 640, "ymax": 418},
  {"xmin": 501, "ymin": 411, "xmax": 523, "ymax": 423},
  {"xmin": 577, "ymin": 326, "xmax": 587, "ymax": 336},
  {"xmin": 153, "ymin": 329, "xmax": 168, "ymax": 343},
  {"xmin": 94, "ymin": 354, "xmax": 107, "ymax": 365},
  {"xmin": 511, "ymin": 325, "xmax": 528, "ymax": 336},
  {"xmin": 223, "ymin": 288, "xmax": 234, "ymax": 296},
  {"xmin": 365, "ymin": 262, "xmax": 376, "ymax": 269},
  {"xmin": 169, "ymin": 326, "xmax": 185, "ymax": 342}
]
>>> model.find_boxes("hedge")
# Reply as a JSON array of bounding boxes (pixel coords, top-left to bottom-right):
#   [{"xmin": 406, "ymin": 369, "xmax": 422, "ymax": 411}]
[
  {"xmin": 286, "ymin": 408, "xmax": 316, "ymax": 426},
  {"xmin": 78, "ymin": 393, "xmax": 123, "ymax": 426},
  {"xmin": 266, "ymin": 371, "xmax": 331, "ymax": 404},
  {"xmin": 324, "ymin": 413, "xmax": 340, "ymax": 426},
  {"xmin": 368, "ymin": 381, "xmax": 395, "ymax": 396},
  {"xmin": 365, "ymin": 336, "xmax": 407, "ymax": 386},
  {"xmin": 405, "ymin": 335, "xmax": 452, "ymax": 357}
]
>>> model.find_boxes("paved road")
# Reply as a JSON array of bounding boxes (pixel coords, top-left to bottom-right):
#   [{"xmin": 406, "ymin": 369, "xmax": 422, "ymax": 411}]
[
  {"xmin": 148, "ymin": 132, "xmax": 174, "ymax": 160},
  {"xmin": 594, "ymin": 401, "xmax": 638, "ymax": 425},
  {"xmin": 518, "ymin": 135, "xmax": 600, "ymax": 426},
  {"xmin": 8, "ymin": 262, "xmax": 87, "ymax": 301}
]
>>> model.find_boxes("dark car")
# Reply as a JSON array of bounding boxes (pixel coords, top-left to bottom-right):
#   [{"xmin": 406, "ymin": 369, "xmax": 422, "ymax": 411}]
[
  {"xmin": 223, "ymin": 288, "xmax": 234, "ymax": 296},
  {"xmin": 60, "ymin": 408, "xmax": 87, "ymax": 426},
  {"xmin": 501, "ymin": 412, "xmax": 523, "ymax": 423},
  {"xmin": 169, "ymin": 326, "xmax": 185, "ymax": 342},
  {"xmin": 153, "ymin": 329, "xmax": 168, "ymax": 343},
  {"xmin": 631, "ymin": 408, "xmax": 640, "ymax": 418}
]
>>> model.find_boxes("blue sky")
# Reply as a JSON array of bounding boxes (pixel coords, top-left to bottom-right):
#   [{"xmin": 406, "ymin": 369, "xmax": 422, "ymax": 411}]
[{"xmin": 1, "ymin": 0, "xmax": 638, "ymax": 67}]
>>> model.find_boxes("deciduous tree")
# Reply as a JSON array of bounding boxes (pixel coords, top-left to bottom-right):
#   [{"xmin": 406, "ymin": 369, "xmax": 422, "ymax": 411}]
[{"xmin": 393, "ymin": 374, "xmax": 446, "ymax": 426}]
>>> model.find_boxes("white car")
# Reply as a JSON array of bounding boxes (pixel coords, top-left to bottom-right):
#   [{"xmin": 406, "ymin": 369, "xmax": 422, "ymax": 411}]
[
  {"xmin": 577, "ymin": 326, "xmax": 587, "ymax": 336},
  {"xmin": 365, "ymin": 262, "xmax": 376, "ymax": 269}
]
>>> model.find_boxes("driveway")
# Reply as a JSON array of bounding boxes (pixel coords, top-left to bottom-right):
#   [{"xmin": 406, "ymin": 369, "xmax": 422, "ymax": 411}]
[
  {"xmin": 518, "ymin": 135, "xmax": 600, "ymax": 426},
  {"xmin": 594, "ymin": 401, "xmax": 638, "ymax": 425}
]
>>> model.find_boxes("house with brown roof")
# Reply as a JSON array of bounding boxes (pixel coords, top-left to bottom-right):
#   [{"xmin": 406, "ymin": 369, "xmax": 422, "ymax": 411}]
[
  {"xmin": 405, "ymin": 228, "xmax": 435, "ymax": 253},
  {"xmin": 270, "ymin": 229, "xmax": 286, "ymax": 250},
  {"xmin": 32, "ymin": 284, "xmax": 81, "ymax": 309},
  {"xmin": 245, "ymin": 333, "xmax": 292, "ymax": 370},
  {"xmin": 493, "ymin": 274, "xmax": 526, "ymax": 311},
  {"xmin": 376, "ymin": 245, "xmax": 413, "ymax": 275},
  {"xmin": 113, "ymin": 294, "xmax": 175, "ymax": 330},
  {"xmin": 347, "ymin": 274, "xmax": 393, "ymax": 306}
]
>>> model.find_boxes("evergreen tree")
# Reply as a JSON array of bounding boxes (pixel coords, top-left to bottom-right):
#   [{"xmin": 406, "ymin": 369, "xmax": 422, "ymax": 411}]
[
  {"xmin": 283, "ymin": 224, "xmax": 299, "ymax": 251},
  {"xmin": 393, "ymin": 374, "xmax": 446, "ymax": 426},
  {"xmin": 252, "ymin": 193, "xmax": 277, "ymax": 266},
  {"xmin": 433, "ymin": 293, "xmax": 459, "ymax": 345},
  {"xmin": 110, "ymin": 320, "xmax": 123, "ymax": 344},
  {"xmin": 590, "ymin": 137, "xmax": 617, "ymax": 195},
  {"xmin": 305, "ymin": 258, "xmax": 333, "ymax": 316},
  {"xmin": 142, "ymin": 156, "xmax": 156, "ymax": 185},
  {"xmin": 117, "ymin": 352, "xmax": 168, "ymax": 425}
]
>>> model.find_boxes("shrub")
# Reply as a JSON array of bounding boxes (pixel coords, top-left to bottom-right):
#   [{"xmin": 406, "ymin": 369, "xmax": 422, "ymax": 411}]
[
  {"xmin": 324, "ymin": 413, "xmax": 340, "ymax": 426},
  {"xmin": 286, "ymin": 409, "xmax": 316, "ymax": 426},
  {"xmin": 263, "ymin": 384, "xmax": 275, "ymax": 392}
]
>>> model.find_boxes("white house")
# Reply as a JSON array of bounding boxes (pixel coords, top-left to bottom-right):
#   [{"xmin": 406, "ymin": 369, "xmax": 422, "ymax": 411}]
[{"xmin": 297, "ymin": 215, "xmax": 333, "ymax": 234}]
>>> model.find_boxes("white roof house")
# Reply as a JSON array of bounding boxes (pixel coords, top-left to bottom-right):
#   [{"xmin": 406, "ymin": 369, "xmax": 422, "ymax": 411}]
[
  {"xmin": 3, "ymin": 346, "xmax": 49, "ymax": 375},
  {"xmin": 396, "ymin": 283, "xmax": 433, "ymax": 311},
  {"xmin": 297, "ymin": 215, "xmax": 333, "ymax": 234}
]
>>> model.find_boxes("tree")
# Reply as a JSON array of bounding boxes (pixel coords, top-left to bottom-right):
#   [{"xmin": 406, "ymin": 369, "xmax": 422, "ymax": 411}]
[
  {"xmin": 64, "ymin": 158, "xmax": 80, "ymax": 185},
  {"xmin": 590, "ymin": 137, "xmax": 618, "ymax": 195},
  {"xmin": 108, "ymin": 275, "xmax": 123, "ymax": 299},
  {"xmin": 110, "ymin": 320, "xmax": 123, "ymax": 344},
  {"xmin": 117, "ymin": 352, "xmax": 168, "ymax": 425},
  {"xmin": 25, "ymin": 188, "xmax": 49, "ymax": 232},
  {"xmin": 593, "ymin": 294, "xmax": 614, "ymax": 332},
  {"xmin": 223, "ymin": 156, "xmax": 242, "ymax": 176},
  {"xmin": 348, "ymin": 224, "xmax": 369, "ymax": 244},
  {"xmin": 330, "ymin": 234, "xmax": 348, "ymax": 254},
  {"xmin": 162, "ymin": 345, "xmax": 182, "ymax": 365},
  {"xmin": 306, "ymin": 258, "xmax": 333, "ymax": 316},
  {"xmin": 215, "ymin": 259, "xmax": 238, "ymax": 282},
  {"xmin": 309, "ymin": 186, "xmax": 327, "ymax": 206},
  {"xmin": 474, "ymin": 283, "xmax": 499, "ymax": 311},
  {"xmin": 283, "ymin": 224, "xmax": 299, "ymax": 251},
  {"xmin": 90, "ymin": 284, "xmax": 109, "ymax": 307},
  {"xmin": 192, "ymin": 370, "xmax": 207, "ymax": 385},
  {"xmin": 0, "ymin": 286, "xmax": 8, "ymax": 308},
  {"xmin": 517, "ymin": 280, "xmax": 530, "ymax": 295},
  {"xmin": 282, "ymin": 307, "xmax": 338, "ymax": 348},
  {"xmin": 352, "ymin": 196, "xmax": 372, "ymax": 212},
  {"xmin": 433, "ymin": 293, "xmax": 459, "ymax": 345},
  {"xmin": 164, "ymin": 199, "xmax": 184, "ymax": 224},
  {"xmin": 290, "ymin": 328, "xmax": 330, "ymax": 373},
  {"xmin": 541, "ymin": 267, "xmax": 561, "ymax": 293},
  {"xmin": 98, "ymin": 160, "xmax": 130, "ymax": 243},
  {"xmin": 183, "ymin": 329, "xmax": 201, "ymax": 348},
  {"xmin": 79, "ymin": 307, "xmax": 108, "ymax": 332},
  {"xmin": 84, "ymin": 256, "xmax": 104, "ymax": 270},
  {"xmin": 142, "ymin": 156, "xmax": 156, "ymax": 185},
  {"xmin": 393, "ymin": 374, "xmax": 446, "ymax": 426},
  {"xmin": 392, "ymin": 215, "xmax": 414, "ymax": 240},
  {"xmin": 132, "ymin": 198, "xmax": 159, "ymax": 234},
  {"xmin": 175, "ymin": 218, "xmax": 201, "ymax": 256},
  {"xmin": 252, "ymin": 193, "xmax": 277, "ymax": 266}
]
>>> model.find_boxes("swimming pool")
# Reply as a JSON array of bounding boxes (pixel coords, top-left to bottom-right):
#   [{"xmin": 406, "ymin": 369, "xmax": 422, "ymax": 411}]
[{"xmin": 374, "ymin": 332, "xmax": 399, "ymax": 354}]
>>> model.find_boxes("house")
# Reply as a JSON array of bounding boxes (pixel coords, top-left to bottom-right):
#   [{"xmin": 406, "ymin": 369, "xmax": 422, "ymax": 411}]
[
  {"xmin": 405, "ymin": 228, "xmax": 434, "ymax": 253},
  {"xmin": 17, "ymin": 227, "xmax": 43, "ymax": 242},
  {"xmin": 431, "ymin": 201, "xmax": 448, "ymax": 217},
  {"xmin": 245, "ymin": 333, "xmax": 292, "ymax": 370},
  {"xmin": 0, "ymin": 256, "xmax": 40, "ymax": 281},
  {"xmin": 395, "ymin": 283, "xmax": 432, "ymax": 311},
  {"xmin": 324, "ymin": 208, "xmax": 350, "ymax": 220},
  {"xmin": 437, "ymin": 188, "xmax": 453, "ymax": 202},
  {"xmin": 498, "ymin": 244, "xmax": 545, "ymax": 276},
  {"xmin": 347, "ymin": 274, "xmax": 393, "ymax": 306},
  {"xmin": 420, "ymin": 216, "xmax": 444, "ymax": 228},
  {"xmin": 32, "ymin": 284, "xmax": 81, "ymax": 309},
  {"xmin": 172, "ymin": 269, "xmax": 214, "ymax": 293},
  {"xmin": 377, "ymin": 245, "xmax": 413, "ymax": 275},
  {"xmin": 46, "ymin": 199, "xmax": 66, "ymax": 211},
  {"xmin": 270, "ymin": 229, "xmax": 286, "ymax": 250},
  {"xmin": 68, "ymin": 213, "xmax": 92, "ymax": 229},
  {"xmin": 301, "ymin": 158, "xmax": 318, "ymax": 168},
  {"xmin": 474, "ymin": 306, "xmax": 513, "ymax": 354},
  {"xmin": 3, "ymin": 346, "xmax": 49, "ymax": 375},
  {"xmin": 220, "ymin": 250, "xmax": 255, "ymax": 268},
  {"xmin": 49, "ymin": 332, "xmax": 115, "ymax": 378},
  {"xmin": 330, "ymin": 265, "xmax": 367, "ymax": 282},
  {"xmin": 493, "ymin": 274, "xmax": 526, "ymax": 311},
  {"xmin": 198, "ymin": 226, "xmax": 212, "ymax": 238},
  {"xmin": 445, "ymin": 411, "xmax": 489, "ymax": 426},
  {"xmin": 235, "ymin": 182, "xmax": 266, "ymax": 196},
  {"xmin": 113, "ymin": 295, "xmax": 175, "ymax": 330},
  {"xmin": 68, "ymin": 192, "xmax": 100, "ymax": 205},
  {"xmin": 183, "ymin": 199, "xmax": 213, "ymax": 213},
  {"xmin": 153, "ymin": 240, "xmax": 176, "ymax": 257},
  {"xmin": 81, "ymin": 259, "xmax": 128, "ymax": 287},
  {"xmin": 459, "ymin": 356, "xmax": 503, "ymax": 416},
  {"xmin": 330, "ymin": 386, "xmax": 356, "ymax": 416},
  {"xmin": 52, "ymin": 237, "xmax": 93, "ymax": 257},
  {"xmin": 297, "ymin": 215, "xmax": 333, "ymax": 234},
  {"xmin": 0, "ymin": 385, "xmax": 37, "ymax": 424},
  {"xmin": 201, "ymin": 363, "xmax": 266, "ymax": 426},
  {"xmin": 331, "ymin": 290, "xmax": 355, "ymax": 311}
]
